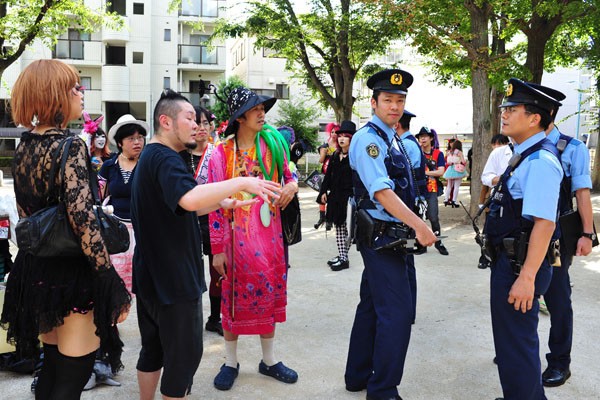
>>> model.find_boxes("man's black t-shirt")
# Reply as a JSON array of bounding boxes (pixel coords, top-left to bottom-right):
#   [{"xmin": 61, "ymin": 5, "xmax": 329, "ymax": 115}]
[{"xmin": 131, "ymin": 143, "xmax": 206, "ymax": 304}]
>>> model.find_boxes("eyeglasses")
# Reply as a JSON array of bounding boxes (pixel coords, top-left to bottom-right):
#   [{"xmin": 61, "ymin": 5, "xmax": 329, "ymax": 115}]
[
  {"xmin": 124, "ymin": 135, "xmax": 145, "ymax": 143},
  {"xmin": 501, "ymin": 106, "xmax": 531, "ymax": 115},
  {"xmin": 73, "ymin": 84, "xmax": 85, "ymax": 94}
]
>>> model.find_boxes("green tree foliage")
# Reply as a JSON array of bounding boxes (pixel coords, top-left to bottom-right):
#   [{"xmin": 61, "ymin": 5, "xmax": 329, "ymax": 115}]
[
  {"xmin": 0, "ymin": 0, "xmax": 122, "ymax": 81},
  {"xmin": 369, "ymin": 0, "xmax": 595, "ymax": 212},
  {"xmin": 212, "ymin": 0, "xmax": 405, "ymax": 122},
  {"xmin": 274, "ymin": 98, "xmax": 320, "ymax": 151},
  {"xmin": 210, "ymin": 75, "xmax": 246, "ymax": 124}
]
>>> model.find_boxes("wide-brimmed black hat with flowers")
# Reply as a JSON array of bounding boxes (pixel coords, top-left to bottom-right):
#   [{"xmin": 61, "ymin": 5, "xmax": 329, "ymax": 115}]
[{"xmin": 225, "ymin": 87, "xmax": 276, "ymax": 136}]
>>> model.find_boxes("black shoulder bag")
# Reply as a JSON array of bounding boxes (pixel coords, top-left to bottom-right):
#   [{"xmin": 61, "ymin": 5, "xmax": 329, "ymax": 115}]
[{"xmin": 15, "ymin": 137, "xmax": 83, "ymax": 257}]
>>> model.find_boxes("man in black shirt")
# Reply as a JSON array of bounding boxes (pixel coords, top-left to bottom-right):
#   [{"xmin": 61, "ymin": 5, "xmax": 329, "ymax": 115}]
[{"xmin": 131, "ymin": 90, "xmax": 280, "ymax": 399}]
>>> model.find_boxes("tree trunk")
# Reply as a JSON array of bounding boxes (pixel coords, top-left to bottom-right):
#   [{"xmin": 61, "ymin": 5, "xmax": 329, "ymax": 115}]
[
  {"xmin": 467, "ymin": 3, "xmax": 492, "ymax": 217},
  {"xmin": 490, "ymin": 86, "xmax": 503, "ymax": 137}
]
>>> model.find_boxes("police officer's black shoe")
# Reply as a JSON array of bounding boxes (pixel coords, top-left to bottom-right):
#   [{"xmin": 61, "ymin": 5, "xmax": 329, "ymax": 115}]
[
  {"xmin": 434, "ymin": 241, "xmax": 449, "ymax": 255},
  {"xmin": 366, "ymin": 395, "xmax": 402, "ymax": 400},
  {"xmin": 542, "ymin": 367, "xmax": 571, "ymax": 387},
  {"xmin": 331, "ymin": 259, "xmax": 349, "ymax": 271}
]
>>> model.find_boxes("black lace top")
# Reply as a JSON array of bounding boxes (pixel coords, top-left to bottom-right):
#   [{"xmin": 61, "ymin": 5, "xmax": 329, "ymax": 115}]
[{"xmin": 13, "ymin": 130, "xmax": 111, "ymax": 270}]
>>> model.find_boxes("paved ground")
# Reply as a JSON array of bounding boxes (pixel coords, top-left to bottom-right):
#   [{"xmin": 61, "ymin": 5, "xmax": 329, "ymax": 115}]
[{"xmin": 1, "ymin": 184, "xmax": 599, "ymax": 400}]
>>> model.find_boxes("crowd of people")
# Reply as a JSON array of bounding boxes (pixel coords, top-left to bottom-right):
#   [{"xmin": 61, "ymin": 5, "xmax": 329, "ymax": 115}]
[{"xmin": 0, "ymin": 59, "xmax": 596, "ymax": 400}]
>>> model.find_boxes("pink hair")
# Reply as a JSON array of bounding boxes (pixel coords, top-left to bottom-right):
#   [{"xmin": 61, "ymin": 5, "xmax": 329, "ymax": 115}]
[{"xmin": 325, "ymin": 122, "xmax": 340, "ymax": 139}]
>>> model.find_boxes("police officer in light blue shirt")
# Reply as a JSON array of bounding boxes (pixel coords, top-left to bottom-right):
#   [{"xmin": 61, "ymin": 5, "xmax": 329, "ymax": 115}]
[
  {"xmin": 487, "ymin": 78, "xmax": 563, "ymax": 400},
  {"xmin": 526, "ymin": 82, "xmax": 595, "ymax": 388},
  {"xmin": 344, "ymin": 69, "xmax": 436, "ymax": 400}
]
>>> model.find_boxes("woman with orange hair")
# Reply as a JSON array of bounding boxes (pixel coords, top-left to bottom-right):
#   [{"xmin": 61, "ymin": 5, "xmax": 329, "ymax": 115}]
[{"xmin": 0, "ymin": 60, "xmax": 130, "ymax": 399}]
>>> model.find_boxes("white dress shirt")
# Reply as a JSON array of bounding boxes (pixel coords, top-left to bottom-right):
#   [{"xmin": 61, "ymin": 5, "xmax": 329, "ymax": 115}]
[{"xmin": 481, "ymin": 144, "xmax": 512, "ymax": 187}]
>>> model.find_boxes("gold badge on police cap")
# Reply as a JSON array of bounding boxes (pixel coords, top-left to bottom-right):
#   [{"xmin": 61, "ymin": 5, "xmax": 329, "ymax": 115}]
[
  {"xmin": 506, "ymin": 83, "xmax": 513, "ymax": 97},
  {"xmin": 390, "ymin": 73, "xmax": 403, "ymax": 86}
]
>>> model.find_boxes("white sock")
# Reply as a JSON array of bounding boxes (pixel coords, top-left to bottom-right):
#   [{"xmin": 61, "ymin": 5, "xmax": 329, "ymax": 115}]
[
  {"xmin": 260, "ymin": 337, "xmax": 276, "ymax": 366},
  {"xmin": 225, "ymin": 339, "xmax": 238, "ymax": 368}
]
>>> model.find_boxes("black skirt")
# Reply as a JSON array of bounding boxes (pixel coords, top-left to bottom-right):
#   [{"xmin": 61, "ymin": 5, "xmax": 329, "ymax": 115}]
[{"xmin": 1, "ymin": 252, "xmax": 130, "ymax": 372}]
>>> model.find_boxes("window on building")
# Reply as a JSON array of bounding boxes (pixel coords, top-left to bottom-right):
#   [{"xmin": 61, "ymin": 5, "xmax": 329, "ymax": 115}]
[
  {"xmin": 133, "ymin": 3, "xmax": 144, "ymax": 14},
  {"xmin": 189, "ymin": 34, "xmax": 209, "ymax": 45},
  {"xmin": 202, "ymin": 0, "xmax": 220, "ymax": 17},
  {"xmin": 107, "ymin": 0, "xmax": 126, "ymax": 15},
  {"xmin": 132, "ymin": 52, "xmax": 144, "ymax": 64},
  {"xmin": 81, "ymin": 77, "xmax": 92, "ymax": 91},
  {"xmin": 68, "ymin": 29, "xmax": 90, "ymax": 41},
  {"xmin": 181, "ymin": 0, "xmax": 201, "ymax": 16},
  {"xmin": 252, "ymin": 89, "xmax": 276, "ymax": 98},
  {"xmin": 263, "ymin": 47, "xmax": 282, "ymax": 58},
  {"xmin": 164, "ymin": 29, "xmax": 171, "ymax": 41},
  {"xmin": 239, "ymin": 42, "xmax": 246, "ymax": 61},
  {"xmin": 164, "ymin": 77, "xmax": 171, "ymax": 89},
  {"xmin": 275, "ymin": 84, "xmax": 289, "ymax": 99},
  {"xmin": 106, "ymin": 45, "xmax": 126, "ymax": 65}
]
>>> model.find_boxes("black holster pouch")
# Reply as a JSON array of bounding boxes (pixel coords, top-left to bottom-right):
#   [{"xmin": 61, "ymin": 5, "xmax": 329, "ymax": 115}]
[
  {"xmin": 356, "ymin": 209, "xmax": 375, "ymax": 251},
  {"xmin": 356, "ymin": 209, "xmax": 417, "ymax": 253},
  {"xmin": 499, "ymin": 231, "xmax": 529, "ymax": 275}
]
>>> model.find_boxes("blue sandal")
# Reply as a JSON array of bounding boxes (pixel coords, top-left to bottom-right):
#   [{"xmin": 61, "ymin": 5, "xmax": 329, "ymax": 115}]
[
  {"xmin": 214, "ymin": 363, "xmax": 239, "ymax": 390},
  {"xmin": 258, "ymin": 361, "xmax": 298, "ymax": 383}
]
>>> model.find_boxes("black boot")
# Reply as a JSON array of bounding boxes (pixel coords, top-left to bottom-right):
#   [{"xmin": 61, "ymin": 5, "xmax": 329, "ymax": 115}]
[
  {"xmin": 314, "ymin": 211, "xmax": 326, "ymax": 229},
  {"xmin": 206, "ymin": 296, "xmax": 224, "ymax": 336}
]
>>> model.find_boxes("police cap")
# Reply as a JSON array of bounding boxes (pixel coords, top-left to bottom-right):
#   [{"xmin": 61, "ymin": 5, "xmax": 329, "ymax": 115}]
[
  {"xmin": 399, "ymin": 110, "xmax": 416, "ymax": 125},
  {"xmin": 367, "ymin": 69, "xmax": 414, "ymax": 95},
  {"xmin": 526, "ymin": 82, "xmax": 565, "ymax": 118},
  {"xmin": 500, "ymin": 78, "xmax": 561, "ymax": 115}
]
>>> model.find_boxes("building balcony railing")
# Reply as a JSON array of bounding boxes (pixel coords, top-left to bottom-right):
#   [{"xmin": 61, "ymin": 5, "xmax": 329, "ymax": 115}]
[
  {"xmin": 178, "ymin": 45, "xmax": 224, "ymax": 65},
  {"xmin": 53, "ymin": 39, "xmax": 102, "ymax": 63},
  {"xmin": 179, "ymin": 92, "xmax": 217, "ymax": 108},
  {"xmin": 179, "ymin": 0, "xmax": 225, "ymax": 17},
  {"xmin": 103, "ymin": 16, "xmax": 130, "ymax": 43}
]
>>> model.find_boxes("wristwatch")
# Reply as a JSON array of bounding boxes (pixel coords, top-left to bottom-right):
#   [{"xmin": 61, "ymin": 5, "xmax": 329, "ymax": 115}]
[{"xmin": 581, "ymin": 232, "xmax": 597, "ymax": 241}]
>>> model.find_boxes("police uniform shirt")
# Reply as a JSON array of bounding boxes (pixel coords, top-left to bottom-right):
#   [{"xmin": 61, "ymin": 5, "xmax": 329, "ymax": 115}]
[
  {"xmin": 481, "ymin": 144, "xmax": 513, "ymax": 188},
  {"xmin": 509, "ymin": 131, "xmax": 563, "ymax": 222},
  {"xmin": 547, "ymin": 126, "xmax": 592, "ymax": 192},
  {"xmin": 398, "ymin": 131, "xmax": 422, "ymax": 167},
  {"xmin": 349, "ymin": 115, "xmax": 400, "ymax": 223}
]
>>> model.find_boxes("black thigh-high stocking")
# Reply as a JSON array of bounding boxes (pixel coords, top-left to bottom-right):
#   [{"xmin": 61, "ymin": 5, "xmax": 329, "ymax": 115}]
[
  {"xmin": 34, "ymin": 343, "xmax": 59, "ymax": 400},
  {"xmin": 48, "ymin": 349, "xmax": 96, "ymax": 400}
]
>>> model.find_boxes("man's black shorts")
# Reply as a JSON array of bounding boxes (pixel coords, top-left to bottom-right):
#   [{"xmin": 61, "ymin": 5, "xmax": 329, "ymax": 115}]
[{"xmin": 136, "ymin": 296, "xmax": 203, "ymax": 397}]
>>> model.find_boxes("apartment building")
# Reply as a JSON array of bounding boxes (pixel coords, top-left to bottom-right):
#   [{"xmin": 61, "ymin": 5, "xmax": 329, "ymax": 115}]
[{"xmin": 0, "ymin": 0, "xmax": 227, "ymax": 136}]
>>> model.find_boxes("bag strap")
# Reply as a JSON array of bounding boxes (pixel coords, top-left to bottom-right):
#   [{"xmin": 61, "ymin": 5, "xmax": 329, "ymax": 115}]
[{"xmin": 48, "ymin": 136, "xmax": 74, "ymax": 202}]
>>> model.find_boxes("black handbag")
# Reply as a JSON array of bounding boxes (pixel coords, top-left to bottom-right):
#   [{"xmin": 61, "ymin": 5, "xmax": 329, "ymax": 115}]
[
  {"xmin": 15, "ymin": 137, "xmax": 83, "ymax": 257},
  {"xmin": 281, "ymin": 194, "xmax": 302, "ymax": 246},
  {"xmin": 304, "ymin": 170, "xmax": 324, "ymax": 192},
  {"xmin": 89, "ymin": 163, "xmax": 130, "ymax": 255},
  {"xmin": 559, "ymin": 210, "xmax": 599, "ymax": 257}
]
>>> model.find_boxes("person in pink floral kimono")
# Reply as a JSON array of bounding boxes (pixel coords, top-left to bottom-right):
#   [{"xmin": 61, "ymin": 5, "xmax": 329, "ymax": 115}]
[{"xmin": 208, "ymin": 87, "xmax": 299, "ymax": 391}]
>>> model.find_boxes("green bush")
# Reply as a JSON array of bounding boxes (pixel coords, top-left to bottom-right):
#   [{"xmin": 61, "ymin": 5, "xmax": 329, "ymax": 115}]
[
  {"xmin": 275, "ymin": 99, "xmax": 320, "ymax": 151},
  {"xmin": 211, "ymin": 75, "xmax": 247, "ymax": 125},
  {"xmin": 0, "ymin": 157, "xmax": 12, "ymax": 168}
]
